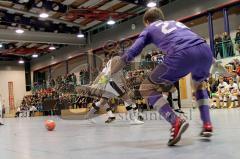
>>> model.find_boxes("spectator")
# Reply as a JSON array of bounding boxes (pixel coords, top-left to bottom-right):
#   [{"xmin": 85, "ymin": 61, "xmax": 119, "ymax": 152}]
[
  {"xmin": 217, "ymin": 76, "xmax": 229, "ymax": 108},
  {"xmin": 228, "ymin": 78, "xmax": 239, "ymax": 108},
  {"xmin": 29, "ymin": 105, "xmax": 37, "ymax": 117},
  {"xmin": 2, "ymin": 105, "xmax": 5, "ymax": 118},
  {"xmin": 214, "ymin": 34, "xmax": 223, "ymax": 58},
  {"xmin": 79, "ymin": 71, "xmax": 84, "ymax": 85},
  {"xmin": 72, "ymin": 73, "xmax": 77, "ymax": 86},
  {"xmin": 145, "ymin": 52, "xmax": 152, "ymax": 61},
  {"xmin": 235, "ymin": 26, "xmax": 240, "ymax": 54},
  {"xmin": 50, "ymin": 79, "xmax": 55, "ymax": 87},
  {"xmin": 222, "ymin": 32, "xmax": 234, "ymax": 57},
  {"xmin": 167, "ymin": 81, "xmax": 183, "ymax": 113},
  {"xmin": 15, "ymin": 107, "xmax": 21, "ymax": 117}
]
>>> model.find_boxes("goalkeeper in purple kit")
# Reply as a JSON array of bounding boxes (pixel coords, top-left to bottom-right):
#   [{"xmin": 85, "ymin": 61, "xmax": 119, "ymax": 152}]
[{"xmin": 111, "ymin": 7, "xmax": 213, "ymax": 146}]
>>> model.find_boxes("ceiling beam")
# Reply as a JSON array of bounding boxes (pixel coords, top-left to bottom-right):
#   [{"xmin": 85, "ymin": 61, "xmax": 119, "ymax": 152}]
[
  {"xmin": 80, "ymin": 1, "xmax": 129, "ymax": 26},
  {"xmin": 0, "ymin": 5, "xmax": 82, "ymax": 27},
  {"xmin": 0, "ymin": 29, "xmax": 86, "ymax": 45}
]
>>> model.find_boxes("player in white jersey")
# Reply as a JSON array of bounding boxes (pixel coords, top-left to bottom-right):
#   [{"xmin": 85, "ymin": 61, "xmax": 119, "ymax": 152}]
[
  {"xmin": 79, "ymin": 56, "xmax": 144, "ymax": 125},
  {"xmin": 228, "ymin": 78, "xmax": 239, "ymax": 108}
]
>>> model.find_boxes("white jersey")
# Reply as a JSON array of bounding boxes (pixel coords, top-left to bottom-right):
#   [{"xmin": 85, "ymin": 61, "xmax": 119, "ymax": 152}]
[
  {"xmin": 228, "ymin": 83, "xmax": 238, "ymax": 94},
  {"xmin": 92, "ymin": 57, "xmax": 126, "ymax": 98},
  {"xmin": 218, "ymin": 82, "xmax": 228, "ymax": 93},
  {"xmin": 97, "ymin": 59, "xmax": 125, "ymax": 86}
]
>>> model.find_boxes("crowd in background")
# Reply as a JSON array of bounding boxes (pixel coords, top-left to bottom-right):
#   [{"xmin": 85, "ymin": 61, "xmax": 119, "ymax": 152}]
[
  {"xmin": 33, "ymin": 70, "xmax": 90, "ymax": 93},
  {"xmin": 206, "ymin": 58, "xmax": 240, "ymax": 108},
  {"xmin": 16, "ymin": 88, "xmax": 57, "ymax": 117},
  {"xmin": 214, "ymin": 27, "xmax": 240, "ymax": 59}
]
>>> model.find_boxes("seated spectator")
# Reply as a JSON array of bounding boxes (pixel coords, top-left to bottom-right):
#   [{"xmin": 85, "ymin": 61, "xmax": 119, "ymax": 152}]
[
  {"xmin": 228, "ymin": 78, "xmax": 239, "ymax": 108},
  {"xmin": 212, "ymin": 77, "xmax": 228, "ymax": 108},
  {"xmin": 217, "ymin": 76, "xmax": 229, "ymax": 108},
  {"xmin": 29, "ymin": 105, "xmax": 37, "ymax": 117}
]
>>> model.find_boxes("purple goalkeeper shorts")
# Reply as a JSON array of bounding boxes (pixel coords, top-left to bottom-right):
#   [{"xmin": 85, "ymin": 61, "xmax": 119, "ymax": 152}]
[{"xmin": 149, "ymin": 43, "xmax": 213, "ymax": 84}]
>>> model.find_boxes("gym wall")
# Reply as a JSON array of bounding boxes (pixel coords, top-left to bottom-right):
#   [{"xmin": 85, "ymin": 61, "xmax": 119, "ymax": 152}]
[{"xmin": 0, "ymin": 62, "xmax": 27, "ymax": 113}]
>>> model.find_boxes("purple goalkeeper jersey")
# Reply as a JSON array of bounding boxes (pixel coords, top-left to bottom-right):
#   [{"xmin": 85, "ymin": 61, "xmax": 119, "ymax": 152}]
[{"xmin": 122, "ymin": 20, "xmax": 205, "ymax": 62}]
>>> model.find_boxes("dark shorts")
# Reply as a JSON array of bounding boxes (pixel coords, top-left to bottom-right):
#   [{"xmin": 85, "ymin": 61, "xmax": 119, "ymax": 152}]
[{"xmin": 149, "ymin": 43, "xmax": 213, "ymax": 84}]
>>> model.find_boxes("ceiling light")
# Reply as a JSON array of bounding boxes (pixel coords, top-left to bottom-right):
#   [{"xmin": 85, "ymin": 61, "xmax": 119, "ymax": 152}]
[
  {"xmin": 32, "ymin": 53, "xmax": 38, "ymax": 58},
  {"xmin": 18, "ymin": 58, "xmax": 24, "ymax": 64},
  {"xmin": 15, "ymin": 28, "xmax": 24, "ymax": 34},
  {"xmin": 49, "ymin": 46, "xmax": 56, "ymax": 50},
  {"xmin": 18, "ymin": 0, "xmax": 29, "ymax": 3},
  {"xmin": 147, "ymin": 1, "xmax": 157, "ymax": 8},
  {"xmin": 107, "ymin": 17, "xmax": 116, "ymax": 25},
  {"xmin": 0, "ymin": 44, "xmax": 3, "ymax": 48},
  {"xmin": 77, "ymin": 31, "xmax": 84, "ymax": 38},
  {"xmin": 39, "ymin": 12, "xmax": 49, "ymax": 18}
]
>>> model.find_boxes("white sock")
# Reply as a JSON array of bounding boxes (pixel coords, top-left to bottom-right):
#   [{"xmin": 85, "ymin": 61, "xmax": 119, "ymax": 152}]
[
  {"xmin": 107, "ymin": 110, "xmax": 115, "ymax": 118},
  {"xmin": 87, "ymin": 101, "xmax": 101, "ymax": 119},
  {"xmin": 105, "ymin": 103, "xmax": 115, "ymax": 118},
  {"xmin": 172, "ymin": 90, "xmax": 179, "ymax": 110}
]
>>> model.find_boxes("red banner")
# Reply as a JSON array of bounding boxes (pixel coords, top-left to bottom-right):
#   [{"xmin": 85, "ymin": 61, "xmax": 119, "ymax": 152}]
[{"xmin": 8, "ymin": 82, "xmax": 15, "ymax": 110}]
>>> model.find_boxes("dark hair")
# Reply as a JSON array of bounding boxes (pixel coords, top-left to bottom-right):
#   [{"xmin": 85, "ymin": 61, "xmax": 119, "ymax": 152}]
[{"xmin": 143, "ymin": 7, "xmax": 165, "ymax": 24}]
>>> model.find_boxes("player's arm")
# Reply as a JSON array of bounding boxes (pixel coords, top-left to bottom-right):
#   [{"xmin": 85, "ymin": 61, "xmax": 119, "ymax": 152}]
[
  {"xmin": 122, "ymin": 30, "xmax": 150, "ymax": 63},
  {"xmin": 111, "ymin": 30, "xmax": 150, "ymax": 74}
]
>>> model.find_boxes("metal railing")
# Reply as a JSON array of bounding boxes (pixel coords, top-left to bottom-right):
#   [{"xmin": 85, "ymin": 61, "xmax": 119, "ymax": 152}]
[{"xmin": 214, "ymin": 38, "xmax": 240, "ymax": 59}]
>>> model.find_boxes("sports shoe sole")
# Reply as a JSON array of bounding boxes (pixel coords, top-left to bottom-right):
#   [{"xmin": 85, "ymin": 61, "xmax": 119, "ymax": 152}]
[
  {"xmin": 88, "ymin": 119, "xmax": 97, "ymax": 124},
  {"xmin": 129, "ymin": 121, "xmax": 144, "ymax": 125},
  {"xmin": 105, "ymin": 118, "xmax": 116, "ymax": 124},
  {"xmin": 200, "ymin": 132, "xmax": 213, "ymax": 138},
  {"xmin": 168, "ymin": 122, "xmax": 189, "ymax": 146}
]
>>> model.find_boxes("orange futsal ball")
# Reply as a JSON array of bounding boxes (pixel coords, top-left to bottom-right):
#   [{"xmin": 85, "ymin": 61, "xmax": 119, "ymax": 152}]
[{"xmin": 45, "ymin": 120, "xmax": 56, "ymax": 131}]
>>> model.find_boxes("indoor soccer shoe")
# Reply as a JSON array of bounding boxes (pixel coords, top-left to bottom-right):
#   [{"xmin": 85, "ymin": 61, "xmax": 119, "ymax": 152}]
[
  {"xmin": 129, "ymin": 119, "xmax": 144, "ymax": 125},
  {"xmin": 168, "ymin": 118, "xmax": 189, "ymax": 146},
  {"xmin": 105, "ymin": 117, "xmax": 116, "ymax": 123},
  {"xmin": 174, "ymin": 109, "xmax": 185, "ymax": 114},
  {"xmin": 88, "ymin": 118, "xmax": 97, "ymax": 124},
  {"xmin": 138, "ymin": 115, "xmax": 144, "ymax": 121},
  {"xmin": 200, "ymin": 123, "xmax": 213, "ymax": 137}
]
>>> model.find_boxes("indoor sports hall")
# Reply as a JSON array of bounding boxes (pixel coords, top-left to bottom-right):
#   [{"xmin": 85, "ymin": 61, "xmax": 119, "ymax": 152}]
[{"xmin": 0, "ymin": 0, "xmax": 240, "ymax": 159}]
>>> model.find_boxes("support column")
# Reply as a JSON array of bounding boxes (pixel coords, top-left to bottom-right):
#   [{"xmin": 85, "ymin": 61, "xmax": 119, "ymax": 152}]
[
  {"xmin": 24, "ymin": 60, "xmax": 31, "ymax": 91},
  {"xmin": 87, "ymin": 49, "xmax": 94, "ymax": 82},
  {"xmin": 208, "ymin": 12, "xmax": 215, "ymax": 55},
  {"xmin": 223, "ymin": 8, "xmax": 230, "ymax": 34},
  {"xmin": 66, "ymin": 60, "xmax": 69, "ymax": 74},
  {"xmin": 48, "ymin": 66, "xmax": 52, "ymax": 79}
]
